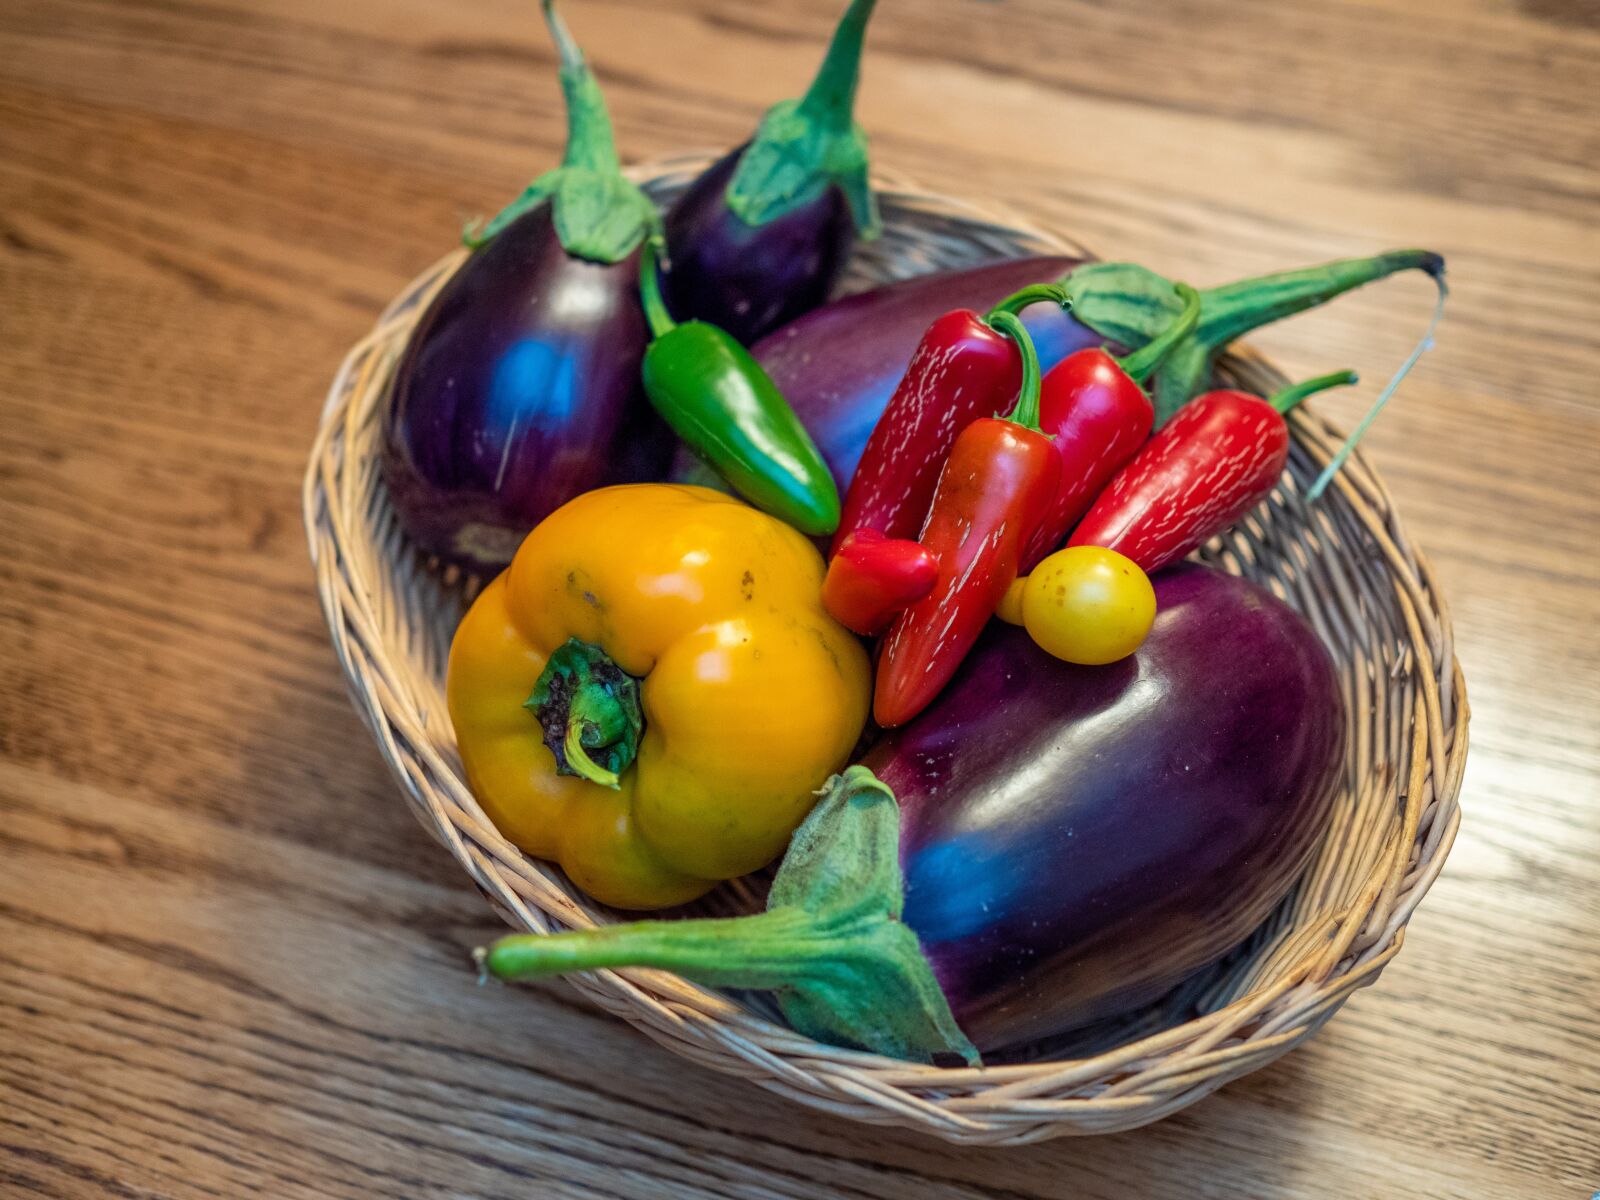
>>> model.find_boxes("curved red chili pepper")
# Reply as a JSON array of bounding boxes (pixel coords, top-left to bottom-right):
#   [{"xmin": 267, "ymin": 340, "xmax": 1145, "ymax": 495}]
[
  {"xmin": 1069, "ymin": 371, "xmax": 1358, "ymax": 573},
  {"xmin": 1022, "ymin": 284, "xmax": 1200, "ymax": 570},
  {"xmin": 832, "ymin": 283, "xmax": 1068, "ymax": 555},
  {"xmin": 874, "ymin": 311, "xmax": 1060, "ymax": 728}
]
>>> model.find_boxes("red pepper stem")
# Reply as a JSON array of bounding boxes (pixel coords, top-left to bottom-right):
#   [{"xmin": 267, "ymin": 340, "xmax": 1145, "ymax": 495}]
[
  {"xmin": 1115, "ymin": 282, "xmax": 1201, "ymax": 384},
  {"xmin": 984, "ymin": 283, "xmax": 1071, "ymax": 321},
  {"xmin": 986, "ymin": 310, "xmax": 1044, "ymax": 432},
  {"xmin": 1269, "ymin": 370, "xmax": 1359, "ymax": 415},
  {"xmin": 638, "ymin": 239, "xmax": 677, "ymax": 340}
]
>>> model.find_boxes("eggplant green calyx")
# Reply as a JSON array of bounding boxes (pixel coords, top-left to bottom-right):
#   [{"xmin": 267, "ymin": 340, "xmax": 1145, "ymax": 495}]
[
  {"xmin": 479, "ymin": 765, "xmax": 979, "ymax": 1066},
  {"xmin": 1064, "ymin": 250, "xmax": 1446, "ymax": 425},
  {"xmin": 526, "ymin": 638, "xmax": 643, "ymax": 789},
  {"xmin": 466, "ymin": 0, "xmax": 660, "ymax": 262},
  {"xmin": 725, "ymin": 0, "xmax": 880, "ymax": 237},
  {"xmin": 1115, "ymin": 282, "xmax": 1200, "ymax": 384}
]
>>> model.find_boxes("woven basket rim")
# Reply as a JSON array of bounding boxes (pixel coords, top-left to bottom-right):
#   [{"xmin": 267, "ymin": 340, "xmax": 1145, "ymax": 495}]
[{"xmin": 301, "ymin": 157, "xmax": 1467, "ymax": 1142}]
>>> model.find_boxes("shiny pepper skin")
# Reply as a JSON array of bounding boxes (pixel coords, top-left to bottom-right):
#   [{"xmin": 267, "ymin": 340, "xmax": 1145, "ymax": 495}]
[
  {"xmin": 447, "ymin": 484, "xmax": 871, "ymax": 910},
  {"xmin": 1020, "ymin": 348, "xmax": 1154, "ymax": 570},
  {"xmin": 1070, "ymin": 373, "xmax": 1355, "ymax": 573},
  {"xmin": 833, "ymin": 309, "xmax": 1022, "ymax": 553},
  {"xmin": 874, "ymin": 417, "xmax": 1060, "ymax": 727}
]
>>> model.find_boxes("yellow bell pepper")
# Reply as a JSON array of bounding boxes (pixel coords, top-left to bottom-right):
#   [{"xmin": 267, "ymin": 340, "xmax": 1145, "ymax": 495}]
[{"xmin": 447, "ymin": 484, "xmax": 871, "ymax": 910}]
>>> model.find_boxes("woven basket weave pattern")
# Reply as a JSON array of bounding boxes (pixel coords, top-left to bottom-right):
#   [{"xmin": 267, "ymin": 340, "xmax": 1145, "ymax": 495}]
[{"xmin": 302, "ymin": 161, "xmax": 1466, "ymax": 1143}]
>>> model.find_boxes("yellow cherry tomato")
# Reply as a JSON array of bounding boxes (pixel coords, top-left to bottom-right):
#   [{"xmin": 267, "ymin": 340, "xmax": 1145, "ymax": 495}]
[{"xmin": 1011, "ymin": 546, "xmax": 1156, "ymax": 665}]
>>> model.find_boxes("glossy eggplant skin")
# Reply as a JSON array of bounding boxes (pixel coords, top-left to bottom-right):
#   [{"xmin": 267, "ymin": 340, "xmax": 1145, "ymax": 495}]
[
  {"xmin": 865, "ymin": 565, "xmax": 1345, "ymax": 1051},
  {"xmin": 671, "ymin": 255, "xmax": 1095, "ymax": 492},
  {"xmin": 662, "ymin": 146, "xmax": 856, "ymax": 346},
  {"xmin": 381, "ymin": 206, "xmax": 674, "ymax": 573}
]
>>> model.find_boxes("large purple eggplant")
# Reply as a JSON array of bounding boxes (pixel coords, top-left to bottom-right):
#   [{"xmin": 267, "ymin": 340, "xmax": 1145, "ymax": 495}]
[
  {"xmin": 482, "ymin": 565, "xmax": 1347, "ymax": 1063},
  {"xmin": 689, "ymin": 249, "xmax": 1445, "ymax": 492},
  {"xmin": 661, "ymin": 0, "xmax": 879, "ymax": 343},
  {"xmin": 381, "ymin": 0, "xmax": 673, "ymax": 572}
]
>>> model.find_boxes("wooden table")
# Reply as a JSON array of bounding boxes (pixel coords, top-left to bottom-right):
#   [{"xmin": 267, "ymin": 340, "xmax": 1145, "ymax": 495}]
[{"xmin": 3, "ymin": 0, "xmax": 1596, "ymax": 1195}]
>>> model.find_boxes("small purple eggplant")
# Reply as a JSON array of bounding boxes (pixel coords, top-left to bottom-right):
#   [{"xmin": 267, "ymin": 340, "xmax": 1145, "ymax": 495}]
[
  {"xmin": 691, "ymin": 249, "xmax": 1445, "ymax": 492},
  {"xmin": 481, "ymin": 565, "xmax": 1347, "ymax": 1063},
  {"xmin": 661, "ymin": 0, "xmax": 880, "ymax": 343},
  {"xmin": 381, "ymin": 0, "xmax": 673, "ymax": 572}
]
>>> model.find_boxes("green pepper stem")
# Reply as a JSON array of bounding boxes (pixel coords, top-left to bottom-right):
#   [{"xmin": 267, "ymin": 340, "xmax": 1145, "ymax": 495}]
[
  {"xmin": 796, "ymin": 0, "xmax": 877, "ymax": 129},
  {"xmin": 526, "ymin": 639, "xmax": 643, "ymax": 789},
  {"xmin": 1269, "ymin": 369, "xmax": 1358, "ymax": 415},
  {"xmin": 638, "ymin": 240, "xmax": 677, "ymax": 339},
  {"xmin": 1116, "ymin": 282, "xmax": 1200, "ymax": 384},
  {"xmin": 987, "ymin": 310, "xmax": 1044, "ymax": 433},
  {"xmin": 984, "ymin": 283, "xmax": 1071, "ymax": 321},
  {"xmin": 563, "ymin": 712, "xmax": 619, "ymax": 789},
  {"xmin": 478, "ymin": 766, "xmax": 978, "ymax": 1065}
]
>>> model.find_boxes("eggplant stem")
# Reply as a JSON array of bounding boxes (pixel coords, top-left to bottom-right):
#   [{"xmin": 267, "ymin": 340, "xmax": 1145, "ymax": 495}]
[
  {"xmin": 1306, "ymin": 274, "xmax": 1448, "ymax": 500},
  {"xmin": 1116, "ymin": 283, "xmax": 1200, "ymax": 383},
  {"xmin": 479, "ymin": 766, "xmax": 980, "ymax": 1066}
]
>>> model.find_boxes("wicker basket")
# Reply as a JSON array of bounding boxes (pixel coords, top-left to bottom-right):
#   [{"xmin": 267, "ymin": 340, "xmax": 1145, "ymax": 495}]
[{"xmin": 302, "ymin": 158, "xmax": 1467, "ymax": 1143}]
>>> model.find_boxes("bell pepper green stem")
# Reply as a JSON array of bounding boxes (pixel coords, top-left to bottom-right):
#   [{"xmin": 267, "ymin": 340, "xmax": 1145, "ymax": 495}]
[
  {"xmin": 1115, "ymin": 283, "xmax": 1200, "ymax": 384},
  {"xmin": 987, "ymin": 310, "xmax": 1044, "ymax": 433},
  {"xmin": 526, "ymin": 639, "xmax": 643, "ymax": 789},
  {"xmin": 984, "ymin": 283, "xmax": 1072, "ymax": 322},
  {"xmin": 1269, "ymin": 370, "xmax": 1359, "ymax": 415},
  {"xmin": 638, "ymin": 240, "xmax": 677, "ymax": 339},
  {"xmin": 479, "ymin": 766, "xmax": 978, "ymax": 1065}
]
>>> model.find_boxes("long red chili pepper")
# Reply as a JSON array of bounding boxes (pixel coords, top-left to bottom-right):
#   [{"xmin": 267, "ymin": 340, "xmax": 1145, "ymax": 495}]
[
  {"xmin": 1068, "ymin": 371, "xmax": 1358, "ymax": 573},
  {"xmin": 874, "ymin": 311, "xmax": 1061, "ymax": 728},
  {"xmin": 832, "ymin": 283, "xmax": 1069, "ymax": 555},
  {"xmin": 822, "ymin": 529, "xmax": 938, "ymax": 636},
  {"xmin": 1021, "ymin": 283, "xmax": 1201, "ymax": 570}
]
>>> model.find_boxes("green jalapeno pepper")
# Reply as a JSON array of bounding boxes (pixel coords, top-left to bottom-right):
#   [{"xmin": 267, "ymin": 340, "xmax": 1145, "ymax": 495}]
[{"xmin": 639, "ymin": 242, "xmax": 841, "ymax": 536}]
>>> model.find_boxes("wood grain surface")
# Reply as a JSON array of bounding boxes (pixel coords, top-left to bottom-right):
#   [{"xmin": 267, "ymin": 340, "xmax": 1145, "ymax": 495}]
[{"xmin": 3, "ymin": 0, "xmax": 1597, "ymax": 1195}]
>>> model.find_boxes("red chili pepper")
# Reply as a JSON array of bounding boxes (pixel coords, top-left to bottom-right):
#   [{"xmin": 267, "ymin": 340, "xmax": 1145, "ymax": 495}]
[
  {"xmin": 822, "ymin": 530, "xmax": 938, "ymax": 636},
  {"xmin": 874, "ymin": 311, "xmax": 1061, "ymax": 728},
  {"xmin": 832, "ymin": 283, "xmax": 1069, "ymax": 555},
  {"xmin": 1069, "ymin": 370, "xmax": 1358, "ymax": 573},
  {"xmin": 1022, "ymin": 284, "xmax": 1201, "ymax": 570}
]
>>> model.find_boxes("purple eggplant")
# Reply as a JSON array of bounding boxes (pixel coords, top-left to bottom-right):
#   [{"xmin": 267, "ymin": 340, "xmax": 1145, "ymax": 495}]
[
  {"xmin": 481, "ymin": 565, "xmax": 1347, "ymax": 1063},
  {"xmin": 682, "ymin": 249, "xmax": 1446, "ymax": 492},
  {"xmin": 661, "ymin": 0, "xmax": 879, "ymax": 343},
  {"xmin": 381, "ymin": 0, "xmax": 673, "ymax": 572}
]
